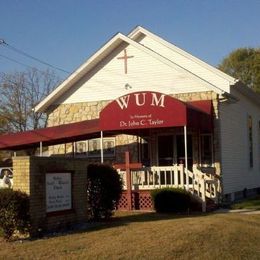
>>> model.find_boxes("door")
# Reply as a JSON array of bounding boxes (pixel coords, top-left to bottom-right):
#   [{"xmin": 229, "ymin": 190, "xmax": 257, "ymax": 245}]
[
  {"xmin": 157, "ymin": 135, "xmax": 174, "ymax": 166},
  {"xmin": 176, "ymin": 135, "xmax": 193, "ymax": 169}
]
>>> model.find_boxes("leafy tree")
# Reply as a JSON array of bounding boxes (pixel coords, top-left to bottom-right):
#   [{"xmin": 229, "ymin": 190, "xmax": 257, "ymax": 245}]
[
  {"xmin": 218, "ymin": 48, "xmax": 260, "ymax": 93},
  {"xmin": 0, "ymin": 68, "xmax": 60, "ymax": 133}
]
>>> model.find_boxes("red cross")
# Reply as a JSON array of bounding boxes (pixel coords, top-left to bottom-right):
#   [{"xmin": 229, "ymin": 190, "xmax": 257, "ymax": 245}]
[
  {"xmin": 114, "ymin": 151, "xmax": 142, "ymax": 210},
  {"xmin": 117, "ymin": 49, "xmax": 134, "ymax": 74}
]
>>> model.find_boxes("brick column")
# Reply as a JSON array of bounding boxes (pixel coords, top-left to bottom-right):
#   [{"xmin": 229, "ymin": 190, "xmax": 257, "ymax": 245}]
[{"xmin": 13, "ymin": 156, "xmax": 89, "ymax": 236}]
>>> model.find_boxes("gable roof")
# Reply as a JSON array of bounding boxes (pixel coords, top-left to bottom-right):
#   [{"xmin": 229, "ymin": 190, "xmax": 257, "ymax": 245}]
[
  {"xmin": 35, "ymin": 26, "xmax": 236, "ymax": 113},
  {"xmin": 128, "ymin": 26, "xmax": 237, "ymax": 84}
]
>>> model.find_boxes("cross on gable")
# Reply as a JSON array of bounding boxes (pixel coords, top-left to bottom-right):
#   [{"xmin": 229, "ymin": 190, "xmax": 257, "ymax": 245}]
[{"xmin": 117, "ymin": 49, "xmax": 134, "ymax": 74}]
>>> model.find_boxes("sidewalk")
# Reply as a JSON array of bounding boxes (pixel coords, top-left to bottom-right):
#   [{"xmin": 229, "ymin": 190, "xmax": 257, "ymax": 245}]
[{"xmin": 215, "ymin": 208, "xmax": 260, "ymax": 214}]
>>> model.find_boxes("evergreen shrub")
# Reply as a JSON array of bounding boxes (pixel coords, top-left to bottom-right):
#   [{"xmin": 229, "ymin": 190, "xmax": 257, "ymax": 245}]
[
  {"xmin": 151, "ymin": 188, "xmax": 192, "ymax": 213},
  {"xmin": 0, "ymin": 189, "xmax": 30, "ymax": 240},
  {"xmin": 87, "ymin": 164, "xmax": 122, "ymax": 220}
]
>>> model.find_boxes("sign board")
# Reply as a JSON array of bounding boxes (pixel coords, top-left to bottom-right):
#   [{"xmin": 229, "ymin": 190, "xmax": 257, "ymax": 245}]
[{"xmin": 46, "ymin": 173, "xmax": 72, "ymax": 213}]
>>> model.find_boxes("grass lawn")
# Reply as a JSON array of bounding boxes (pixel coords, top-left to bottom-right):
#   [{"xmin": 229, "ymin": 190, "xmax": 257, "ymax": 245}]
[
  {"xmin": 0, "ymin": 212, "xmax": 260, "ymax": 259},
  {"xmin": 231, "ymin": 196, "xmax": 260, "ymax": 210}
]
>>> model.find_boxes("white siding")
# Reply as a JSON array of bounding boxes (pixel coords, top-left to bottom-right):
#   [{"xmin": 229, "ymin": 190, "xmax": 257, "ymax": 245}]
[
  {"xmin": 220, "ymin": 88, "xmax": 260, "ymax": 194},
  {"xmin": 57, "ymin": 44, "xmax": 214, "ymax": 104},
  {"xmin": 137, "ymin": 36, "xmax": 231, "ymax": 93}
]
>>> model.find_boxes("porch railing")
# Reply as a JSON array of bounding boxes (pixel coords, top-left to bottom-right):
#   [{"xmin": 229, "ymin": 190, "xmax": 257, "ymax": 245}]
[{"xmin": 117, "ymin": 164, "xmax": 220, "ymax": 212}]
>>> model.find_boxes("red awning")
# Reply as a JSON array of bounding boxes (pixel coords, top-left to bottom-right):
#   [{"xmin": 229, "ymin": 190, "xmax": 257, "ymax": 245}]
[
  {"xmin": 100, "ymin": 91, "xmax": 212, "ymax": 132},
  {"xmin": 0, "ymin": 91, "xmax": 213, "ymax": 151},
  {"xmin": 0, "ymin": 119, "xmax": 100, "ymax": 150}
]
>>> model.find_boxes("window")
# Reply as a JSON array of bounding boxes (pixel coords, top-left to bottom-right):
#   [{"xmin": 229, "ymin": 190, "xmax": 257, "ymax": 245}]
[
  {"xmin": 102, "ymin": 138, "xmax": 116, "ymax": 157},
  {"xmin": 248, "ymin": 115, "xmax": 253, "ymax": 168},
  {"xmin": 74, "ymin": 138, "xmax": 116, "ymax": 158},
  {"xmin": 200, "ymin": 134, "xmax": 213, "ymax": 166},
  {"xmin": 88, "ymin": 139, "xmax": 101, "ymax": 157},
  {"xmin": 75, "ymin": 141, "xmax": 88, "ymax": 155}
]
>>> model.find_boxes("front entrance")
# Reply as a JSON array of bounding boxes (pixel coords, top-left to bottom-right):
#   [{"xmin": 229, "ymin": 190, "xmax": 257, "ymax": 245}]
[
  {"xmin": 158, "ymin": 135, "xmax": 174, "ymax": 166},
  {"xmin": 157, "ymin": 134, "xmax": 193, "ymax": 168},
  {"xmin": 176, "ymin": 134, "xmax": 193, "ymax": 170}
]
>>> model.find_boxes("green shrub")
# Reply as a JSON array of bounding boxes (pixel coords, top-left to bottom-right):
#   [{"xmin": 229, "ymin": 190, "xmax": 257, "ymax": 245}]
[
  {"xmin": 87, "ymin": 164, "xmax": 122, "ymax": 220},
  {"xmin": 0, "ymin": 189, "xmax": 30, "ymax": 240},
  {"xmin": 151, "ymin": 188, "xmax": 192, "ymax": 213}
]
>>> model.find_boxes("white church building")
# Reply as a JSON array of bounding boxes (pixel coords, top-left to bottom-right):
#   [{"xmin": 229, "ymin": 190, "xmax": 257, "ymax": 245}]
[{"xmin": 1, "ymin": 26, "xmax": 260, "ymax": 210}]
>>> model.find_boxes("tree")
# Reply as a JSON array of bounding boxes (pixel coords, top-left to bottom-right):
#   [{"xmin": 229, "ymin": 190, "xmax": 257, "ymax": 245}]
[
  {"xmin": 218, "ymin": 48, "xmax": 260, "ymax": 93},
  {"xmin": 0, "ymin": 68, "xmax": 60, "ymax": 133},
  {"xmin": 0, "ymin": 116, "xmax": 8, "ymax": 134}
]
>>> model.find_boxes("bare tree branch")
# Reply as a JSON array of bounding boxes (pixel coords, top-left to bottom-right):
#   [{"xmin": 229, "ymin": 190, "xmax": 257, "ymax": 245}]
[{"xmin": 0, "ymin": 68, "xmax": 60, "ymax": 133}]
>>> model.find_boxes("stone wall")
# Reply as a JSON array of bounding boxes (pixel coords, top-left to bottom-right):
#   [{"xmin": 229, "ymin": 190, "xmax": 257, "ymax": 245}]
[
  {"xmin": 46, "ymin": 91, "xmax": 220, "ymax": 174},
  {"xmin": 47, "ymin": 91, "xmax": 218, "ymax": 126},
  {"xmin": 47, "ymin": 100, "xmax": 110, "ymax": 126},
  {"xmin": 13, "ymin": 156, "xmax": 89, "ymax": 236}
]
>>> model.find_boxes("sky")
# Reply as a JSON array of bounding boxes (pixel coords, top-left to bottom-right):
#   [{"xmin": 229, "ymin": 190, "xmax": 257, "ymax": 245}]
[{"xmin": 0, "ymin": 0, "xmax": 259, "ymax": 80}]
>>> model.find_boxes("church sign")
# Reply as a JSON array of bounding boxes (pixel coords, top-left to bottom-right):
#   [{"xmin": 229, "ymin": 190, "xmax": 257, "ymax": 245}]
[
  {"xmin": 100, "ymin": 91, "xmax": 187, "ymax": 131},
  {"xmin": 46, "ymin": 172, "xmax": 72, "ymax": 213}
]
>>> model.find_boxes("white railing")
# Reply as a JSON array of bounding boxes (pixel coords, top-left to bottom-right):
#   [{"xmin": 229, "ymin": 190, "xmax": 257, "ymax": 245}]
[
  {"xmin": 117, "ymin": 164, "xmax": 220, "ymax": 212},
  {"xmin": 192, "ymin": 166, "xmax": 220, "ymax": 204},
  {"xmin": 118, "ymin": 165, "xmax": 185, "ymax": 190}
]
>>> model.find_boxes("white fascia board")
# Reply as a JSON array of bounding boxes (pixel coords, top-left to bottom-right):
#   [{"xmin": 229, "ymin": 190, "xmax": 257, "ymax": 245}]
[{"xmin": 128, "ymin": 26, "xmax": 237, "ymax": 85}]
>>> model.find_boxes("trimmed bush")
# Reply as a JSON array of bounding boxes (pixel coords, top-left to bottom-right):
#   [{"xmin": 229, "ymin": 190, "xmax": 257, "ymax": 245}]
[
  {"xmin": 151, "ymin": 188, "xmax": 192, "ymax": 213},
  {"xmin": 87, "ymin": 164, "xmax": 122, "ymax": 220},
  {"xmin": 0, "ymin": 189, "xmax": 30, "ymax": 240}
]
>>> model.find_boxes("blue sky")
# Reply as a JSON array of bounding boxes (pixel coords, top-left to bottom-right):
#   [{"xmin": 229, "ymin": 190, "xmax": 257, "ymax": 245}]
[{"xmin": 0, "ymin": 0, "xmax": 259, "ymax": 80}]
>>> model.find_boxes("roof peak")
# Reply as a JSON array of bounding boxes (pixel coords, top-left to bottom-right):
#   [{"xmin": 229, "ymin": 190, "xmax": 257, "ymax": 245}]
[{"xmin": 35, "ymin": 26, "xmax": 235, "ymax": 113}]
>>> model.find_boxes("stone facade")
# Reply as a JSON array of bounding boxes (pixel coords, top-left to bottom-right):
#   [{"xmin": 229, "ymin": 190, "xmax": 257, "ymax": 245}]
[
  {"xmin": 47, "ymin": 100, "xmax": 110, "ymax": 126},
  {"xmin": 13, "ymin": 156, "xmax": 89, "ymax": 236},
  {"xmin": 46, "ymin": 91, "xmax": 220, "ymax": 174}
]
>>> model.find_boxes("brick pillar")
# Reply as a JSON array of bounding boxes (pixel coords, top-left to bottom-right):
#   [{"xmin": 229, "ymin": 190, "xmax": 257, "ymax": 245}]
[{"xmin": 12, "ymin": 156, "xmax": 89, "ymax": 236}]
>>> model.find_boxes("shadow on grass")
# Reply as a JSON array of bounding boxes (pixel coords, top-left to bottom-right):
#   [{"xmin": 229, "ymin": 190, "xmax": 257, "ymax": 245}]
[
  {"xmin": 33, "ymin": 211, "xmax": 209, "ymax": 240},
  {"xmin": 1, "ymin": 211, "xmax": 209, "ymax": 242}
]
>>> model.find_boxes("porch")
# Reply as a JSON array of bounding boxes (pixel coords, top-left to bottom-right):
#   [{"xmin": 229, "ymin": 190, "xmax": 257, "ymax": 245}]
[
  {"xmin": 0, "ymin": 91, "xmax": 219, "ymax": 211},
  {"xmin": 115, "ymin": 152, "xmax": 220, "ymax": 212}
]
